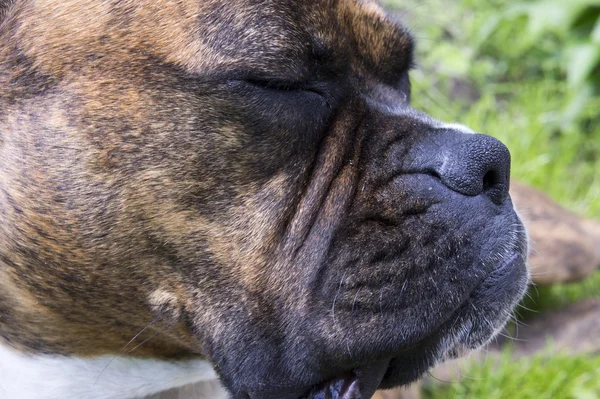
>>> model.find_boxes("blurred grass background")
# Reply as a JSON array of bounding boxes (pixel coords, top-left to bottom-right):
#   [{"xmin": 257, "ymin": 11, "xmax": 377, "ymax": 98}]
[{"xmin": 381, "ymin": 0, "xmax": 600, "ymax": 397}]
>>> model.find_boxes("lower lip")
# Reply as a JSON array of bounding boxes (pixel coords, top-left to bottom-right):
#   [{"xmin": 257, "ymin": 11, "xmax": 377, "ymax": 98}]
[{"xmin": 301, "ymin": 375, "xmax": 359, "ymax": 399}]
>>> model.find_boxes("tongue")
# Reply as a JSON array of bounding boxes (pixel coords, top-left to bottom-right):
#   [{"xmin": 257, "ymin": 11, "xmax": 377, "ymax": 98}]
[{"xmin": 304, "ymin": 361, "xmax": 389, "ymax": 399}]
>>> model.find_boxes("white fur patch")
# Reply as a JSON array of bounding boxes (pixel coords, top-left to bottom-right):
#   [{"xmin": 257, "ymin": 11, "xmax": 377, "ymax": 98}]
[
  {"xmin": 438, "ymin": 122, "xmax": 475, "ymax": 134},
  {"xmin": 364, "ymin": 97, "xmax": 476, "ymax": 136},
  {"xmin": 0, "ymin": 341, "xmax": 219, "ymax": 399}
]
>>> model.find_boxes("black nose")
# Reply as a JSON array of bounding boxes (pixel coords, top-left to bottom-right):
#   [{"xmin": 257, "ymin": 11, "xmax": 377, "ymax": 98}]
[
  {"xmin": 409, "ymin": 130, "xmax": 511, "ymax": 205},
  {"xmin": 439, "ymin": 133, "xmax": 511, "ymax": 204}
]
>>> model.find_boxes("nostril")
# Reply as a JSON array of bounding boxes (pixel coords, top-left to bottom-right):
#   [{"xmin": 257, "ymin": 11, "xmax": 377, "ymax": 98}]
[
  {"xmin": 406, "ymin": 130, "xmax": 511, "ymax": 205},
  {"xmin": 432, "ymin": 133, "xmax": 511, "ymax": 205},
  {"xmin": 426, "ymin": 169, "xmax": 442, "ymax": 181},
  {"xmin": 482, "ymin": 170, "xmax": 499, "ymax": 192}
]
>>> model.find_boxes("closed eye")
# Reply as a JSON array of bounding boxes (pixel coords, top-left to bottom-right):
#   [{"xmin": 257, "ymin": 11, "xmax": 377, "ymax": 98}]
[
  {"xmin": 243, "ymin": 78, "xmax": 332, "ymax": 109},
  {"xmin": 246, "ymin": 78, "xmax": 303, "ymax": 90},
  {"xmin": 244, "ymin": 78, "xmax": 324, "ymax": 95}
]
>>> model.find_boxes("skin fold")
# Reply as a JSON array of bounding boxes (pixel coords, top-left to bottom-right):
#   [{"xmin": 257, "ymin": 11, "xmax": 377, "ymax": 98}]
[{"xmin": 0, "ymin": 1, "xmax": 529, "ymax": 398}]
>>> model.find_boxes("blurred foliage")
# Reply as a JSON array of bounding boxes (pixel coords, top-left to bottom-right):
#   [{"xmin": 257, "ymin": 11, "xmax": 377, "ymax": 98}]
[
  {"xmin": 469, "ymin": 0, "xmax": 600, "ymax": 126},
  {"xmin": 521, "ymin": 270, "xmax": 600, "ymax": 318},
  {"xmin": 381, "ymin": 1, "xmax": 600, "ymax": 397},
  {"xmin": 382, "ymin": 0, "xmax": 600, "ymax": 217},
  {"xmin": 422, "ymin": 347, "xmax": 600, "ymax": 399}
]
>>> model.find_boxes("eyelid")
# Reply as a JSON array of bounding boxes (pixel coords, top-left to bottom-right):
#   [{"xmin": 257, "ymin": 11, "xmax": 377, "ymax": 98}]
[
  {"xmin": 245, "ymin": 78, "xmax": 308, "ymax": 91},
  {"xmin": 244, "ymin": 79, "xmax": 330, "ymax": 103}
]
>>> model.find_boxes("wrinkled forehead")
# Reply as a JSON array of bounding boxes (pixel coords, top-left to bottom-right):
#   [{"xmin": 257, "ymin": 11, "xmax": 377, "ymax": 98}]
[
  {"xmin": 181, "ymin": 0, "xmax": 414, "ymax": 78},
  {"xmin": 4, "ymin": 0, "xmax": 412, "ymax": 82}
]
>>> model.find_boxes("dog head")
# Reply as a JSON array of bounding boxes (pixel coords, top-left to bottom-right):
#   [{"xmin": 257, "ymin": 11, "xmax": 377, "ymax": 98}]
[{"xmin": 0, "ymin": 0, "xmax": 528, "ymax": 398}]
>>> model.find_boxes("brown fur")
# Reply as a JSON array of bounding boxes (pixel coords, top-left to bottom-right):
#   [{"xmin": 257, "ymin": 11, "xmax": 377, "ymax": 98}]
[
  {"xmin": 0, "ymin": 1, "xmax": 530, "ymax": 397},
  {"xmin": 0, "ymin": 0, "xmax": 411, "ymax": 358}
]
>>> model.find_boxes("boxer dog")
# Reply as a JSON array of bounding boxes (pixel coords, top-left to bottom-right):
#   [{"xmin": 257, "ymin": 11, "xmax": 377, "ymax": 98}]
[{"xmin": 0, "ymin": 0, "xmax": 529, "ymax": 398}]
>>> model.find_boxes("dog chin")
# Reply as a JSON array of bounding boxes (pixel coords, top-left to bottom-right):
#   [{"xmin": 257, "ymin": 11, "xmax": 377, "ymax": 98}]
[
  {"xmin": 299, "ymin": 252, "xmax": 528, "ymax": 399},
  {"xmin": 439, "ymin": 243, "xmax": 530, "ymax": 362}
]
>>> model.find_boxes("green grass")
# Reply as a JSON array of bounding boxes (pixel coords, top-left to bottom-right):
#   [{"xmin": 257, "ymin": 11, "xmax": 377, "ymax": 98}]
[
  {"xmin": 384, "ymin": 0, "xmax": 600, "ymax": 218},
  {"xmin": 422, "ymin": 349, "xmax": 600, "ymax": 399},
  {"xmin": 382, "ymin": 0, "xmax": 600, "ymax": 397},
  {"xmin": 521, "ymin": 270, "xmax": 600, "ymax": 317},
  {"xmin": 411, "ymin": 75, "xmax": 600, "ymax": 217}
]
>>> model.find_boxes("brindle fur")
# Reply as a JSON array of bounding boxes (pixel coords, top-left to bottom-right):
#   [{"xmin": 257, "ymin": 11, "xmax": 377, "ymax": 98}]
[
  {"xmin": 0, "ymin": 1, "xmax": 528, "ymax": 398},
  {"xmin": 0, "ymin": 0, "xmax": 412, "ymax": 357}
]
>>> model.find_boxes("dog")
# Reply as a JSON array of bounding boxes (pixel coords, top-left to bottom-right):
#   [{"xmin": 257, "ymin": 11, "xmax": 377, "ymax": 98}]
[{"xmin": 0, "ymin": 0, "xmax": 529, "ymax": 398}]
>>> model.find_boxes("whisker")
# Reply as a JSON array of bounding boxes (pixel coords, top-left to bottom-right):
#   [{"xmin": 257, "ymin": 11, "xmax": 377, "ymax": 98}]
[
  {"xmin": 332, "ymin": 271, "xmax": 348, "ymax": 327},
  {"xmin": 426, "ymin": 370, "xmax": 455, "ymax": 384},
  {"xmin": 127, "ymin": 331, "xmax": 161, "ymax": 354},
  {"xmin": 351, "ymin": 287, "xmax": 362, "ymax": 314},
  {"xmin": 517, "ymin": 303, "xmax": 537, "ymax": 313},
  {"xmin": 94, "ymin": 317, "xmax": 160, "ymax": 384},
  {"xmin": 119, "ymin": 318, "xmax": 159, "ymax": 352},
  {"xmin": 496, "ymin": 331, "xmax": 527, "ymax": 342}
]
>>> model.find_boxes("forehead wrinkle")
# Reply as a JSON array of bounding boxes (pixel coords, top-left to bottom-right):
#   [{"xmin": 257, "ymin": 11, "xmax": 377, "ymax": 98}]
[{"xmin": 180, "ymin": 0, "xmax": 316, "ymax": 77}]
